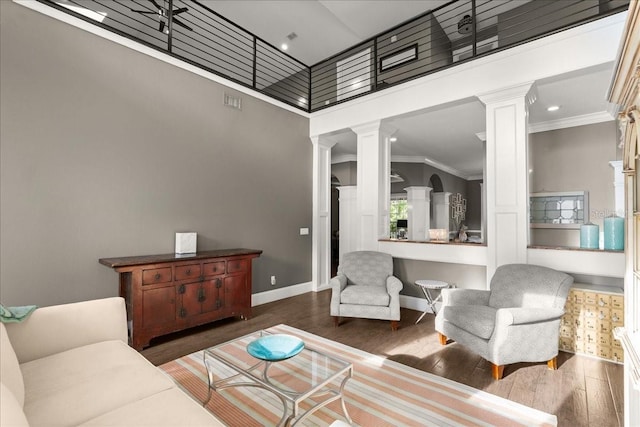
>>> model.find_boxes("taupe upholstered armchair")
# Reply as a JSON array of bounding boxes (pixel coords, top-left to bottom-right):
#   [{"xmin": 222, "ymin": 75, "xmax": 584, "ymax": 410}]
[
  {"xmin": 330, "ymin": 251, "xmax": 403, "ymax": 330},
  {"xmin": 435, "ymin": 264, "xmax": 573, "ymax": 379}
]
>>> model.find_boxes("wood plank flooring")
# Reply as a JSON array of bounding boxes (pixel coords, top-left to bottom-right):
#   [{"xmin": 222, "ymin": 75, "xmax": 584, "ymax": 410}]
[{"xmin": 141, "ymin": 290, "xmax": 624, "ymax": 427}]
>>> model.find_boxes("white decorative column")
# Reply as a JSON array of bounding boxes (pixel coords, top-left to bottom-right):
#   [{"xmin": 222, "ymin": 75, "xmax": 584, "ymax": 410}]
[
  {"xmin": 610, "ymin": 160, "xmax": 624, "ymax": 217},
  {"xmin": 351, "ymin": 121, "xmax": 393, "ymax": 250},
  {"xmin": 337, "ymin": 186, "xmax": 357, "ymax": 262},
  {"xmin": 405, "ymin": 186, "xmax": 432, "ymax": 241},
  {"xmin": 478, "ymin": 82, "xmax": 535, "ymax": 285},
  {"xmin": 432, "ymin": 192, "xmax": 452, "ymax": 232},
  {"xmin": 311, "ymin": 135, "xmax": 336, "ymax": 291}
]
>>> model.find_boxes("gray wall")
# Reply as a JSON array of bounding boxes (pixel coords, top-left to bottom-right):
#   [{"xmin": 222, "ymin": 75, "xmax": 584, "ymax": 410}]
[
  {"xmin": 394, "ymin": 259, "xmax": 487, "ymax": 298},
  {"xmin": 529, "ymin": 121, "xmax": 620, "ymax": 247},
  {"xmin": 0, "ymin": 1, "xmax": 312, "ymax": 307}
]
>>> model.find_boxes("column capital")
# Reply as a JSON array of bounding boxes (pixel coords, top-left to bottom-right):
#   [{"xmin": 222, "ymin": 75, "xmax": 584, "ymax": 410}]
[
  {"xmin": 350, "ymin": 121, "xmax": 396, "ymax": 137},
  {"xmin": 310, "ymin": 134, "xmax": 337, "ymax": 149},
  {"xmin": 477, "ymin": 81, "xmax": 536, "ymax": 105}
]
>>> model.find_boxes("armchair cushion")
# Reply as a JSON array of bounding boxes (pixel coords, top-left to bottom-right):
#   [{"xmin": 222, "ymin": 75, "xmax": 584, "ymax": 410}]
[
  {"xmin": 341, "ymin": 285, "xmax": 390, "ymax": 306},
  {"xmin": 442, "ymin": 305, "xmax": 496, "ymax": 339}
]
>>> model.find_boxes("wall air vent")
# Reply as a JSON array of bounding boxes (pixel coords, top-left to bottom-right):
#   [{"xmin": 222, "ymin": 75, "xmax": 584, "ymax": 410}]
[{"xmin": 223, "ymin": 93, "xmax": 242, "ymax": 110}]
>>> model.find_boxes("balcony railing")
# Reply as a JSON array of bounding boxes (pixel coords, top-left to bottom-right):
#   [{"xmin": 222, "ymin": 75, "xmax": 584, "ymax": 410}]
[{"xmin": 39, "ymin": 0, "xmax": 629, "ymax": 113}]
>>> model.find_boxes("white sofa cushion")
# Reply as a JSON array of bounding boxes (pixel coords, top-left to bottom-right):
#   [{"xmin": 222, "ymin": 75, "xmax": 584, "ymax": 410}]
[
  {"xmin": 21, "ymin": 340, "xmax": 175, "ymax": 427},
  {"xmin": 79, "ymin": 388, "xmax": 224, "ymax": 426},
  {"xmin": 1, "ymin": 323, "xmax": 24, "ymax": 406},
  {"xmin": 0, "ymin": 382, "xmax": 29, "ymax": 427}
]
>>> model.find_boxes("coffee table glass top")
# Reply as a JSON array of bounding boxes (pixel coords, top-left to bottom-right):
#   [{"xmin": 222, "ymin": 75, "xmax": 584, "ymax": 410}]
[{"xmin": 204, "ymin": 330, "xmax": 352, "ymax": 395}]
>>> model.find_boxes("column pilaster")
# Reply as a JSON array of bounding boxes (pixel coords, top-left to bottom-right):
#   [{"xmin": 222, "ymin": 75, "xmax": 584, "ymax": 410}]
[
  {"xmin": 311, "ymin": 135, "xmax": 336, "ymax": 290},
  {"xmin": 478, "ymin": 82, "xmax": 535, "ymax": 285}
]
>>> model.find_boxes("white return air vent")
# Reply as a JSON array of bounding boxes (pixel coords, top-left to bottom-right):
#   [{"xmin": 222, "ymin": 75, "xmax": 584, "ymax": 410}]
[
  {"xmin": 452, "ymin": 36, "xmax": 498, "ymax": 62},
  {"xmin": 224, "ymin": 93, "xmax": 242, "ymax": 110}
]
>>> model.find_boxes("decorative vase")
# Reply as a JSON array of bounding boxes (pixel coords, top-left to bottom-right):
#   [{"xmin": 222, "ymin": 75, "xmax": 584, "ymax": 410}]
[
  {"xmin": 580, "ymin": 223, "xmax": 599, "ymax": 249},
  {"xmin": 603, "ymin": 216, "xmax": 624, "ymax": 250}
]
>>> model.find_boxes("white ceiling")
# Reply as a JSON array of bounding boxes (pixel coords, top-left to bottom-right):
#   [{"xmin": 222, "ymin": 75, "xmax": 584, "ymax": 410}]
[{"xmin": 200, "ymin": 1, "xmax": 617, "ymax": 179}]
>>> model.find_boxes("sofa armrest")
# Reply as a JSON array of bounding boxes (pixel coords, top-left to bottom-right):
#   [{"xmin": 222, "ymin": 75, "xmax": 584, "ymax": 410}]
[
  {"xmin": 496, "ymin": 307, "xmax": 565, "ymax": 326},
  {"xmin": 4, "ymin": 297, "xmax": 128, "ymax": 363},
  {"xmin": 441, "ymin": 288, "xmax": 490, "ymax": 306}
]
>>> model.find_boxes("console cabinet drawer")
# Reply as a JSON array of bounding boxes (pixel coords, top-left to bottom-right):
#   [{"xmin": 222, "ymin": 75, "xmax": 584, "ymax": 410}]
[
  {"xmin": 175, "ymin": 264, "xmax": 201, "ymax": 281},
  {"xmin": 142, "ymin": 267, "xmax": 172, "ymax": 285},
  {"xmin": 203, "ymin": 261, "xmax": 225, "ymax": 276},
  {"xmin": 227, "ymin": 259, "xmax": 248, "ymax": 273}
]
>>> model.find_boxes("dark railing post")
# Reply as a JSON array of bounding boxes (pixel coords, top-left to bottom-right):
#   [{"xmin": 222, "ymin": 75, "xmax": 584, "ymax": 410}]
[
  {"xmin": 373, "ymin": 38, "xmax": 378, "ymax": 92},
  {"xmin": 167, "ymin": 0, "xmax": 173, "ymax": 52},
  {"xmin": 252, "ymin": 37, "xmax": 257, "ymax": 89},
  {"xmin": 471, "ymin": 0, "xmax": 477, "ymax": 57}
]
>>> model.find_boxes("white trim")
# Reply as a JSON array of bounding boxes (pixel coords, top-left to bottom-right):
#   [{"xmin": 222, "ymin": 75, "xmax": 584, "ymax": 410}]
[
  {"xmin": 400, "ymin": 294, "xmax": 434, "ymax": 315},
  {"xmin": 527, "ymin": 247, "xmax": 625, "ymax": 278},
  {"xmin": 14, "ymin": 0, "xmax": 309, "ymax": 119},
  {"xmin": 378, "ymin": 240, "xmax": 488, "ymax": 266},
  {"xmin": 529, "ymin": 111, "xmax": 615, "ymax": 133},
  {"xmin": 331, "ymin": 154, "xmax": 357, "ymax": 164},
  {"xmin": 251, "ymin": 282, "xmax": 313, "ymax": 306}
]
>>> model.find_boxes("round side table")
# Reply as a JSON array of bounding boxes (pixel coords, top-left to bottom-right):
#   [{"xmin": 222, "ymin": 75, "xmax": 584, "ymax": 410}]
[{"xmin": 414, "ymin": 280, "xmax": 449, "ymax": 324}]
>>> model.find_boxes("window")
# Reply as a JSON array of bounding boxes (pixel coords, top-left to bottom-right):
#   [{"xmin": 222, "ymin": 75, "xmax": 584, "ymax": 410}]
[
  {"xmin": 530, "ymin": 191, "xmax": 589, "ymax": 229},
  {"xmin": 389, "ymin": 196, "xmax": 408, "ymax": 235}
]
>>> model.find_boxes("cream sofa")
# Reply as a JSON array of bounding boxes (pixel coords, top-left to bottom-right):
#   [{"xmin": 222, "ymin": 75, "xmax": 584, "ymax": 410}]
[{"xmin": 0, "ymin": 297, "xmax": 224, "ymax": 426}]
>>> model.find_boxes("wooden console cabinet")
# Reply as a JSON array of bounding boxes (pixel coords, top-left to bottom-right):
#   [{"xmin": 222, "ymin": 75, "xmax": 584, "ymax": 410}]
[{"xmin": 99, "ymin": 249, "xmax": 262, "ymax": 350}]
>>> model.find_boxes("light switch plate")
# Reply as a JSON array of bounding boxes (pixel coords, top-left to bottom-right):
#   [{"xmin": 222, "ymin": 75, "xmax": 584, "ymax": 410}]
[{"xmin": 300, "ymin": 228, "xmax": 309, "ymax": 235}]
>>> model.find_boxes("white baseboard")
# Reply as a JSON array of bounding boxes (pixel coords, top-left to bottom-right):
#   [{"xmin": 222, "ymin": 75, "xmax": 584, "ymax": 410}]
[
  {"xmin": 253, "ymin": 284, "xmax": 437, "ymax": 317},
  {"xmin": 252, "ymin": 282, "xmax": 313, "ymax": 306},
  {"xmin": 400, "ymin": 294, "xmax": 434, "ymax": 314}
]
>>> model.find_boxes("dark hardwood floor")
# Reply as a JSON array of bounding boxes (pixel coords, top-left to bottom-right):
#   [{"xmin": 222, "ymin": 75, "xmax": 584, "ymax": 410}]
[{"xmin": 141, "ymin": 290, "xmax": 623, "ymax": 427}]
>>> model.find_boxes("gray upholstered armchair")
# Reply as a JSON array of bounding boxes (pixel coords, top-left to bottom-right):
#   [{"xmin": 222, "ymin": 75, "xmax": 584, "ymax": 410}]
[
  {"xmin": 435, "ymin": 264, "xmax": 573, "ymax": 379},
  {"xmin": 330, "ymin": 251, "xmax": 403, "ymax": 330}
]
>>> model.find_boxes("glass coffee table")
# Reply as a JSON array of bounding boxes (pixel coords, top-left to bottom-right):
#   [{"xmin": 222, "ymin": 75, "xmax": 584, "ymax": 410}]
[{"xmin": 203, "ymin": 330, "xmax": 353, "ymax": 426}]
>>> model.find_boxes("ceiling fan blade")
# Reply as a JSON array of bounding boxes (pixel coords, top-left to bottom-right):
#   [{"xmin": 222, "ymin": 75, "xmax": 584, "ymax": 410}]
[
  {"xmin": 173, "ymin": 17, "xmax": 192, "ymax": 31},
  {"xmin": 148, "ymin": 0, "xmax": 162, "ymax": 10},
  {"xmin": 130, "ymin": 10, "xmax": 156, "ymax": 14},
  {"xmin": 172, "ymin": 7, "xmax": 188, "ymax": 15},
  {"xmin": 159, "ymin": 20, "xmax": 165, "ymax": 33}
]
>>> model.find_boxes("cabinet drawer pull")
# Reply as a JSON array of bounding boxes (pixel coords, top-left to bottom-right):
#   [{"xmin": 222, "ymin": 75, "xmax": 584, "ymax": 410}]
[
  {"xmin": 186, "ymin": 268, "xmax": 191, "ymax": 275},
  {"xmin": 154, "ymin": 273, "xmax": 161, "ymax": 281}
]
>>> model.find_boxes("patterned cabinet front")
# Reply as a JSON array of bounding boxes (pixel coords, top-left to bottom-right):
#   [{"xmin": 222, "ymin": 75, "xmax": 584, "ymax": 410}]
[
  {"xmin": 100, "ymin": 249, "xmax": 261, "ymax": 350},
  {"xmin": 560, "ymin": 285, "xmax": 624, "ymax": 363}
]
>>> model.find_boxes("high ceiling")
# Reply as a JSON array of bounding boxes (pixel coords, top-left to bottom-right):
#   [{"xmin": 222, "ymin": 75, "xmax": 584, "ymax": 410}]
[{"xmin": 198, "ymin": 1, "xmax": 618, "ymax": 179}]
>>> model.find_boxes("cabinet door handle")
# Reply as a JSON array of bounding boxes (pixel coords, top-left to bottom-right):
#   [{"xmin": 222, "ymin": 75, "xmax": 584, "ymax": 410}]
[
  {"xmin": 198, "ymin": 288, "xmax": 206, "ymax": 302},
  {"xmin": 180, "ymin": 307, "xmax": 187, "ymax": 318},
  {"xmin": 216, "ymin": 278, "xmax": 222, "ymax": 288},
  {"xmin": 178, "ymin": 284, "xmax": 185, "ymax": 294}
]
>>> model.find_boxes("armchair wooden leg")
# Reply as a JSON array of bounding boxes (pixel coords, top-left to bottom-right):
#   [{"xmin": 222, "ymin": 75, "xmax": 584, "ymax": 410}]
[
  {"xmin": 547, "ymin": 357, "xmax": 558, "ymax": 370},
  {"xmin": 390, "ymin": 320, "xmax": 399, "ymax": 331},
  {"xmin": 438, "ymin": 333, "xmax": 448, "ymax": 345},
  {"xmin": 333, "ymin": 316, "xmax": 340, "ymax": 327},
  {"xmin": 491, "ymin": 364, "xmax": 505, "ymax": 380}
]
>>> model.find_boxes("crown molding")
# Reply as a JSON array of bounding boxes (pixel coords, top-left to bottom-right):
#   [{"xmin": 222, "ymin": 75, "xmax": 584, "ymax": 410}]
[{"xmin": 529, "ymin": 111, "xmax": 615, "ymax": 133}]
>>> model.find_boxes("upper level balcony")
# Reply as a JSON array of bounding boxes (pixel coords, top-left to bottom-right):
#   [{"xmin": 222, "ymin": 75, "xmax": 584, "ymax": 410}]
[{"xmin": 37, "ymin": 0, "xmax": 629, "ymax": 113}]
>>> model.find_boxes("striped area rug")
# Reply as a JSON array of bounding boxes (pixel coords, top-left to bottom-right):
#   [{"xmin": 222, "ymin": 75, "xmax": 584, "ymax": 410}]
[{"xmin": 159, "ymin": 324, "xmax": 557, "ymax": 426}]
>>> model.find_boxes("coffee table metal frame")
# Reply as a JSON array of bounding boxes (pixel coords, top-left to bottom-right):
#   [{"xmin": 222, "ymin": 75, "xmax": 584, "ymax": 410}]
[{"xmin": 203, "ymin": 330, "xmax": 353, "ymax": 426}]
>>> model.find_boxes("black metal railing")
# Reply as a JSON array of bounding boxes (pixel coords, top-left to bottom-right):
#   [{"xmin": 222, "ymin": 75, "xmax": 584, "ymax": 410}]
[{"xmin": 38, "ymin": 0, "xmax": 628, "ymax": 113}]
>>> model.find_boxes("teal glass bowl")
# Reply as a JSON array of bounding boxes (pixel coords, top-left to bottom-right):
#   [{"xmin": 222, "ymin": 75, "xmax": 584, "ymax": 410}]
[{"xmin": 246, "ymin": 334, "xmax": 305, "ymax": 361}]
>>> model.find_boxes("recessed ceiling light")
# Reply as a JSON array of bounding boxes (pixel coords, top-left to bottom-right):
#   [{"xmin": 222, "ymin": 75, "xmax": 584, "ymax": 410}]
[
  {"xmin": 390, "ymin": 137, "xmax": 398, "ymax": 142},
  {"xmin": 280, "ymin": 43, "xmax": 288, "ymax": 51},
  {"xmin": 547, "ymin": 105, "xmax": 560, "ymax": 112}
]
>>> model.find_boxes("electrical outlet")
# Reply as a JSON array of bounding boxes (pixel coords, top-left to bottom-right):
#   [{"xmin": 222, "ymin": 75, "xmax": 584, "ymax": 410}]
[{"xmin": 270, "ymin": 275, "xmax": 276, "ymax": 286}]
